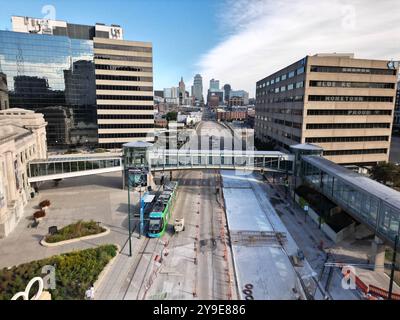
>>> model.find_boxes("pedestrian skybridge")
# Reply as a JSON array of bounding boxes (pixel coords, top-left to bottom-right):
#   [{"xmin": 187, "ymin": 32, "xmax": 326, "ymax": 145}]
[
  {"xmin": 28, "ymin": 155, "xmax": 123, "ymax": 183},
  {"xmin": 27, "ymin": 149, "xmax": 294, "ymax": 183},
  {"xmin": 301, "ymin": 155, "xmax": 400, "ymax": 248},
  {"xmin": 147, "ymin": 149, "xmax": 293, "ymax": 172}
]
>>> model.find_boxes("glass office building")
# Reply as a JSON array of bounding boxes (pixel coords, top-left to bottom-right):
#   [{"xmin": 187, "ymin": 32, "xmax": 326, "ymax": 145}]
[
  {"xmin": 0, "ymin": 16, "xmax": 154, "ymax": 149},
  {"xmin": 0, "ymin": 30, "xmax": 97, "ymax": 146}
]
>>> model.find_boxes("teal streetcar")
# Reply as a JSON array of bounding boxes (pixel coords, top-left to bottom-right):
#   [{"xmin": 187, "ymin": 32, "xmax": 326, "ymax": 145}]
[{"xmin": 148, "ymin": 181, "xmax": 178, "ymax": 238}]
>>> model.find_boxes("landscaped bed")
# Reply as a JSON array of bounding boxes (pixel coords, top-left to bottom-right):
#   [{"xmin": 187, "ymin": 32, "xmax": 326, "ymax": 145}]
[
  {"xmin": 45, "ymin": 220, "xmax": 106, "ymax": 243},
  {"xmin": 0, "ymin": 244, "xmax": 117, "ymax": 300}
]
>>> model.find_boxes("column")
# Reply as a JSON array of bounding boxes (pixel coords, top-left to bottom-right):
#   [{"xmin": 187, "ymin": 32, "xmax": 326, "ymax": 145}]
[{"xmin": 371, "ymin": 236, "xmax": 386, "ymax": 272}]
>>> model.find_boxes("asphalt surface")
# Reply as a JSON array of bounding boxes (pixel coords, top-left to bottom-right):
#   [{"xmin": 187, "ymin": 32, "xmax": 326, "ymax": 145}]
[{"xmin": 143, "ymin": 169, "xmax": 233, "ymax": 300}]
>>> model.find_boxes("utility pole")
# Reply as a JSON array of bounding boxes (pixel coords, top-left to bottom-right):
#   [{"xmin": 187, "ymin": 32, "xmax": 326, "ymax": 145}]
[
  {"xmin": 127, "ymin": 177, "xmax": 132, "ymax": 257},
  {"xmin": 388, "ymin": 235, "xmax": 398, "ymax": 300},
  {"xmin": 139, "ymin": 186, "xmax": 144, "ymax": 239}
]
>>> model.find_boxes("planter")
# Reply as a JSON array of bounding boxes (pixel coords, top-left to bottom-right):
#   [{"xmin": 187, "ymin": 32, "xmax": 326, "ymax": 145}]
[{"xmin": 40, "ymin": 226, "xmax": 111, "ymax": 247}]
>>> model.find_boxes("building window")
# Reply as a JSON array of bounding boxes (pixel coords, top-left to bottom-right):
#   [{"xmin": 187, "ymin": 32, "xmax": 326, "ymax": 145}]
[
  {"xmin": 96, "ymin": 95, "xmax": 153, "ymax": 101},
  {"xmin": 307, "ymin": 109, "xmax": 392, "ymax": 116},
  {"xmin": 95, "ymin": 75, "xmax": 152, "ymax": 82},
  {"xmin": 95, "ymin": 64, "xmax": 152, "ymax": 72},
  {"xmin": 296, "ymin": 81, "xmax": 304, "ymax": 89},
  {"xmin": 95, "ymin": 54, "xmax": 152, "ymax": 63},
  {"xmin": 98, "ymin": 123, "xmax": 154, "ymax": 129},
  {"xmin": 97, "ymin": 105, "xmax": 153, "ymax": 110},
  {"xmin": 306, "ymin": 123, "xmax": 390, "ymax": 129},
  {"xmin": 305, "ymin": 136, "xmax": 389, "ymax": 143},
  {"xmin": 297, "ymin": 66, "xmax": 305, "ymax": 75},
  {"xmin": 308, "ymin": 95, "xmax": 393, "ymax": 102},
  {"xmin": 97, "ymin": 114, "xmax": 154, "ymax": 119},
  {"xmin": 323, "ymin": 148, "xmax": 388, "ymax": 156},
  {"xmin": 309, "ymin": 80, "xmax": 395, "ymax": 89},
  {"xmin": 94, "ymin": 43, "xmax": 152, "ymax": 53},
  {"xmin": 98, "ymin": 132, "xmax": 150, "ymax": 138},
  {"xmin": 96, "ymin": 85, "xmax": 153, "ymax": 91},
  {"xmin": 310, "ymin": 65, "xmax": 397, "ymax": 76}
]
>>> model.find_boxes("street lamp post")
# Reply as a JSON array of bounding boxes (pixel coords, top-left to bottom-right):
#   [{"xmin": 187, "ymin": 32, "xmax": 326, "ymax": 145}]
[
  {"xmin": 127, "ymin": 173, "xmax": 132, "ymax": 257},
  {"xmin": 139, "ymin": 186, "xmax": 144, "ymax": 239}
]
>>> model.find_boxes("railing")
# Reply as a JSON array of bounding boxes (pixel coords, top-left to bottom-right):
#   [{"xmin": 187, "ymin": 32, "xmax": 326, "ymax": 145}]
[
  {"xmin": 301, "ymin": 155, "xmax": 400, "ymax": 249},
  {"xmin": 28, "ymin": 156, "xmax": 123, "ymax": 182}
]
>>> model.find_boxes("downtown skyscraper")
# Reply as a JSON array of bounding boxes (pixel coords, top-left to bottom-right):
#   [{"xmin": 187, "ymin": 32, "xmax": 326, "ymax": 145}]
[{"xmin": 192, "ymin": 74, "xmax": 203, "ymax": 103}]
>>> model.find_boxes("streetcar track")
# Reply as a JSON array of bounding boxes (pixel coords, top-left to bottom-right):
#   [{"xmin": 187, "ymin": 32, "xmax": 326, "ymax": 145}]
[{"xmin": 121, "ymin": 236, "xmax": 152, "ymax": 300}]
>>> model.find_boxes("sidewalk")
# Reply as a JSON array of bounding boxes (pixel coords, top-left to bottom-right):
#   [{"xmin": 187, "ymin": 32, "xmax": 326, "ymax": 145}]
[{"xmin": 255, "ymin": 173, "xmax": 360, "ymax": 300}]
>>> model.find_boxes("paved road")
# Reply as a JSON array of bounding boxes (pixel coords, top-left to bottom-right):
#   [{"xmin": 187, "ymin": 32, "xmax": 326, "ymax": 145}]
[
  {"xmin": 181, "ymin": 120, "xmax": 244, "ymax": 151},
  {"xmin": 98, "ymin": 121, "xmax": 238, "ymax": 300},
  {"xmin": 144, "ymin": 169, "xmax": 233, "ymax": 300}
]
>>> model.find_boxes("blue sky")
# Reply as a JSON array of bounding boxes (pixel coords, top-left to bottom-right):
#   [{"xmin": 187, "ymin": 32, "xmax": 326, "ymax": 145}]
[{"xmin": 0, "ymin": 0, "xmax": 223, "ymax": 91}]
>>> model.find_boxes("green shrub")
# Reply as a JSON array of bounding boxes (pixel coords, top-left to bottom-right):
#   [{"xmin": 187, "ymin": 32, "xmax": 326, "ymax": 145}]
[
  {"xmin": 45, "ymin": 220, "xmax": 106, "ymax": 243},
  {"xmin": 0, "ymin": 244, "xmax": 117, "ymax": 300}
]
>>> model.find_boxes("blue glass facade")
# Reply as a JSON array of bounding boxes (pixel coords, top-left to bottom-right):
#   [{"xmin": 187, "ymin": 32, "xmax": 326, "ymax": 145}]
[{"xmin": 0, "ymin": 30, "xmax": 97, "ymax": 146}]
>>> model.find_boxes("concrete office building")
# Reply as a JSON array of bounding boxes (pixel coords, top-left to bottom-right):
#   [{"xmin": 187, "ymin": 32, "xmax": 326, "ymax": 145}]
[
  {"xmin": 0, "ymin": 16, "xmax": 154, "ymax": 148},
  {"xmin": 0, "ymin": 108, "xmax": 47, "ymax": 237},
  {"xmin": 207, "ymin": 78, "xmax": 224, "ymax": 106},
  {"xmin": 255, "ymin": 54, "xmax": 398, "ymax": 165},
  {"xmin": 94, "ymin": 37, "xmax": 154, "ymax": 147},
  {"xmin": 230, "ymin": 90, "xmax": 249, "ymax": 106}
]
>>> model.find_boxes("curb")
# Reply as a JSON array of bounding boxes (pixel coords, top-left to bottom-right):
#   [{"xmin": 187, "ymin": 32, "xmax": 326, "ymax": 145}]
[
  {"xmin": 93, "ymin": 244, "xmax": 121, "ymax": 297},
  {"xmin": 40, "ymin": 226, "xmax": 111, "ymax": 247}
]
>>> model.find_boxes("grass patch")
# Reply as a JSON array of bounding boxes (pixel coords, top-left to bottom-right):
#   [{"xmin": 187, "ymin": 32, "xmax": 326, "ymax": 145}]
[
  {"xmin": 45, "ymin": 220, "xmax": 106, "ymax": 243},
  {"xmin": 0, "ymin": 244, "xmax": 117, "ymax": 300}
]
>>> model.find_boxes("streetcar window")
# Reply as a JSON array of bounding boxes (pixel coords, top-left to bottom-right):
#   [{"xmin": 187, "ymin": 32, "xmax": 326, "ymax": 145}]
[{"xmin": 149, "ymin": 218, "xmax": 161, "ymax": 232}]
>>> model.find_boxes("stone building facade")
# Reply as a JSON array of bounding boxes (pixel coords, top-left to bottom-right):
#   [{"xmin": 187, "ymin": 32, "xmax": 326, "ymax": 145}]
[{"xmin": 0, "ymin": 108, "xmax": 47, "ymax": 237}]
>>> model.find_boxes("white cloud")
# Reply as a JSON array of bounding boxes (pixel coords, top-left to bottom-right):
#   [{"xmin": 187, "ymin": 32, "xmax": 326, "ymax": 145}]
[{"xmin": 198, "ymin": 0, "xmax": 400, "ymax": 97}]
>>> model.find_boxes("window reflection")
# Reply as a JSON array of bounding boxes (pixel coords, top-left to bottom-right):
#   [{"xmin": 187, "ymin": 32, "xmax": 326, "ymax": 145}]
[{"xmin": 0, "ymin": 31, "xmax": 97, "ymax": 147}]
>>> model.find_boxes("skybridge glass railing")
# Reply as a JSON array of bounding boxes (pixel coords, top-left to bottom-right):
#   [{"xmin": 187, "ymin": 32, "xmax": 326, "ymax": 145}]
[
  {"xmin": 29, "ymin": 157, "xmax": 122, "ymax": 178},
  {"xmin": 301, "ymin": 156, "xmax": 400, "ymax": 246},
  {"xmin": 147, "ymin": 150, "xmax": 293, "ymax": 172}
]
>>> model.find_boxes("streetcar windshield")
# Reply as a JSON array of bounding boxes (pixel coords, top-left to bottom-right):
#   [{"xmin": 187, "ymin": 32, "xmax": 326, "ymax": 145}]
[{"xmin": 148, "ymin": 218, "xmax": 161, "ymax": 232}]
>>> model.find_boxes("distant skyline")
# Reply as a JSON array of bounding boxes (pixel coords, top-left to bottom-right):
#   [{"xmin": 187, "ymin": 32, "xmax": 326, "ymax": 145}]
[{"xmin": 0, "ymin": 0, "xmax": 399, "ymax": 97}]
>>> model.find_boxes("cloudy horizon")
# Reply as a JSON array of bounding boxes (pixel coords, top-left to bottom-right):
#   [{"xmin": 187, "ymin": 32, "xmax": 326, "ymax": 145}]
[{"xmin": 198, "ymin": 0, "xmax": 400, "ymax": 97}]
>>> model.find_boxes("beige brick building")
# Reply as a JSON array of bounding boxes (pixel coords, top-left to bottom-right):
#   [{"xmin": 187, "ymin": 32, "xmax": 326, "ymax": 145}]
[
  {"xmin": 255, "ymin": 53, "xmax": 398, "ymax": 165},
  {"xmin": 94, "ymin": 38, "xmax": 155, "ymax": 148}
]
